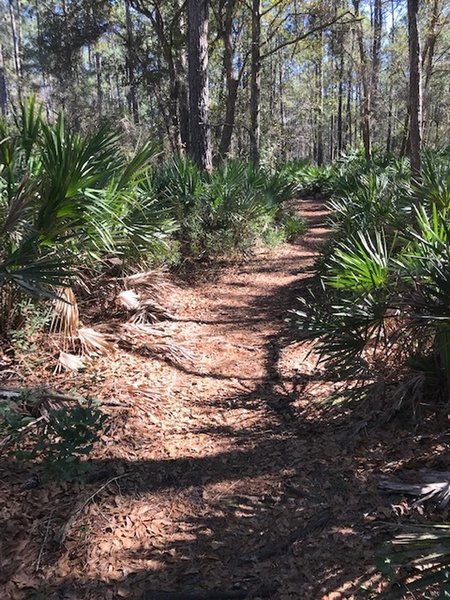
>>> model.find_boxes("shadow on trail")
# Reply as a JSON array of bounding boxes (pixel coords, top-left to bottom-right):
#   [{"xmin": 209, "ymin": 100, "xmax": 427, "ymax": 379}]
[{"xmin": 1, "ymin": 199, "xmax": 398, "ymax": 599}]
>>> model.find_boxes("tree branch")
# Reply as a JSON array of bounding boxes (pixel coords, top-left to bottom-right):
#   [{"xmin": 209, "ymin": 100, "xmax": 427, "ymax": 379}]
[{"xmin": 261, "ymin": 11, "xmax": 357, "ymax": 60}]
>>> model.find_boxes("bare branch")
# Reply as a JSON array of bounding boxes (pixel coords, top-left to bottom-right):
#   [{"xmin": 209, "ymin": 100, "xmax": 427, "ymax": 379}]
[{"xmin": 261, "ymin": 11, "xmax": 358, "ymax": 60}]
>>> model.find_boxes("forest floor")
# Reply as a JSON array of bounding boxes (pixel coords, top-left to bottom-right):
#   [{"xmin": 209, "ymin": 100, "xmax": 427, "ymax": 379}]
[{"xmin": 1, "ymin": 199, "xmax": 447, "ymax": 600}]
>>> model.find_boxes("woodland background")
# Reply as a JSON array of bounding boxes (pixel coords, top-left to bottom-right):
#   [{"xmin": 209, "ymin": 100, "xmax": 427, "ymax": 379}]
[{"xmin": 0, "ymin": 0, "xmax": 448, "ymax": 167}]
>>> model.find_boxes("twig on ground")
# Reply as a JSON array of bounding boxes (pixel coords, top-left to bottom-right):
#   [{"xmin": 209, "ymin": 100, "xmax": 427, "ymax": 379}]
[
  {"xmin": 56, "ymin": 473, "xmax": 129, "ymax": 545},
  {"xmin": 34, "ymin": 508, "xmax": 54, "ymax": 572}
]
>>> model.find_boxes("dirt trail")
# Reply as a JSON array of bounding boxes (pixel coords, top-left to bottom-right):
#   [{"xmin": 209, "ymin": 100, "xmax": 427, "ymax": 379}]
[{"xmin": 2, "ymin": 199, "xmax": 419, "ymax": 599}]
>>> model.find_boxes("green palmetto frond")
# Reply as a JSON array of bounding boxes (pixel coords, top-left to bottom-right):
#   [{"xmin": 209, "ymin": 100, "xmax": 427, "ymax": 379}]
[
  {"xmin": 326, "ymin": 231, "xmax": 392, "ymax": 293},
  {"xmin": 377, "ymin": 524, "xmax": 450, "ymax": 598},
  {"xmin": 417, "ymin": 152, "xmax": 450, "ymax": 210}
]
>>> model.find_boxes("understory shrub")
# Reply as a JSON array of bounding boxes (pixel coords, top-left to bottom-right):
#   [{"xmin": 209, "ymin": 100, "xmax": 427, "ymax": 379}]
[
  {"xmin": 0, "ymin": 391, "xmax": 107, "ymax": 480},
  {"xmin": 153, "ymin": 158, "xmax": 303, "ymax": 260},
  {"xmin": 293, "ymin": 152, "xmax": 450, "ymax": 415}
]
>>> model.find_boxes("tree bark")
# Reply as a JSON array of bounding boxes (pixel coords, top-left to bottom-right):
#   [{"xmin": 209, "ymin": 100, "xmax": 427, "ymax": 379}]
[
  {"xmin": 249, "ymin": 0, "xmax": 261, "ymax": 165},
  {"xmin": 337, "ymin": 41, "xmax": 344, "ymax": 154},
  {"xmin": 188, "ymin": 0, "xmax": 212, "ymax": 171},
  {"xmin": 8, "ymin": 0, "xmax": 22, "ymax": 103},
  {"xmin": 0, "ymin": 45, "xmax": 7, "ymax": 115},
  {"xmin": 315, "ymin": 29, "xmax": 324, "ymax": 166},
  {"xmin": 125, "ymin": 0, "xmax": 139, "ymax": 124},
  {"xmin": 95, "ymin": 52, "xmax": 103, "ymax": 116},
  {"xmin": 370, "ymin": 0, "xmax": 382, "ymax": 138},
  {"xmin": 407, "ymin": 0, "xmax": 422, "ymax": 177},
  {"xmin": 352, "ymin": 0, "xmax": 371, "ymax": 159},
  {"xmin": 217, "ymin": 0, "xmax": 240, "ymax": 161}
]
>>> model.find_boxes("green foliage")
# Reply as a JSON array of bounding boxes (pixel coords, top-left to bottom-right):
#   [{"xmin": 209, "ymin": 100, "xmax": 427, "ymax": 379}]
[
  {"xmin": 279, "ymin": 161, "xmax": 336, "ymax": 198},
  {"xmin": 1, "ymin": 394, "xmax": 108, "ymax": 480},
  {"xmin": 293, "ymin": 152, "xmax": 450, "ymax": 410},
  {"xmin": 376, "ymin": 524, "xmax": 450, "ymax": 598},
  {"xmin": 7, "ymin": 298, "xmax": 49, "ymax": 360},
  {"xmin": 153, "ymin": 158, "xmax": 302, "ymax": 261},
  {"xmin": 0, "ymin": 99, "xmax": 175, "ymax": 323},
  {"xmin": 277, "ymin": 211, "xmax": 307, "ymax": 241}
]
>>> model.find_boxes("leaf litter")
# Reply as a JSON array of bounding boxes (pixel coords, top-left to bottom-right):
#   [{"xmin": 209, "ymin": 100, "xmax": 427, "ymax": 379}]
[{"xmin": 0, "ymin": 199, "xmax": 448, "ymax": 600}]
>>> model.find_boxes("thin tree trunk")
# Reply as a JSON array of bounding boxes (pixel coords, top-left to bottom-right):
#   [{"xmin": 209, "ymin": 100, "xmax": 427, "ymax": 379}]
[
  {"xmin": 315, "ymin": 30, "xmax": 324, "ymax": 166},
  {"xmin": 188, "ymin": 0, "xmax": 212, "ymax": 171},
  {"xmin": 175, "ymin": 0, "xmax": 190, "ymax": 152},
  {"xmin": 371, "ymin": 0, "xmax": 382, "ymax": 139},
  {"xmin": 125, "ymin": 0, "xmax": 139, "ymax": 124},
  {"xmin": 422, "ymin": 0, "xmax": 441, "ymax": 142},
  {"xmin": 8, "ymin": 0, "xmax": 22, "ymax": 103},
  {"xmin": 386, "ymin": 0, "xmax": 395, "ymax": 154},
  {"xmin": 337, "ymin": 44, "xmax": 344, "ymax": 154},
  {"xmin": 95, "ymin": 52, "xmax": 103, "ymax": 116},
  {"xmin": 352, "ymin": 0, "xmax": 371, "ymax": 159},
  {"xmin": 218, "ymin": 0, "xmax": 240, "ymax": 160},
  {"xmin": 408, "ymin": 0, "xmax": 422, "ymax": 176},
  {"xmin": 249, "ymin": 0, "xmax": 261, "ymax": 165},
  {"xmin": 279, "ymin": 54, "xmax": 286, "ymax": 161},
  {"xmin": 0, "ymin": 45, "xmax": 8, "ymax": 115}
]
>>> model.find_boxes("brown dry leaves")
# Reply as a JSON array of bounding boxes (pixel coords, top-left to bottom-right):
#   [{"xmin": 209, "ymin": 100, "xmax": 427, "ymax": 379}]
[{"xmin": 1, "ymin": 201, "xmax": 447, "ymax": 600}]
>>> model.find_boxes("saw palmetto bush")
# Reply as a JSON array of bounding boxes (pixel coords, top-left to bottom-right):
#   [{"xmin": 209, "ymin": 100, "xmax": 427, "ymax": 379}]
[
  {"xmin": 153, "ymin": 158, "xmax": 302, "ymax": 260},
  {"xmin": 376, "ymin": 524, "xmax": 450, "ymax": 598},
  {"xmin": 293, "ymin": 153, "xmax": 450, "ymax": 414},
  {"xmin": 0, "ymin": 99, "xmax": 175, "ymax": 331},
  {"xmin": 278, "ymin": 160, "xmax": 336, "ymax": 198}
]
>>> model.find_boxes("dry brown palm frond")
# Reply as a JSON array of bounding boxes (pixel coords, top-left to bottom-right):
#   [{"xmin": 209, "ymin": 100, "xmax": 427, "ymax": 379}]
[
  {"xmin": 379, "ymin": 470, "xmax": 450, "ymax": 508},
  {"xmin": 49, "ymin": 288, "xmax": 79, "ymax": 349},
  {"xmin": 129, "ymin": 298, "xmax": 175, "ymax": 324},
  {"xmin": 147, "ymin": 342, "xmax": 194, "ymax": 365},
  {"xmin": 116, "ymin": 323, "xmax": 194, "ymax": 365},
  {"xmin": 78, "ymin": 327, "xmax": 114, "ymax": 356},
  {"xmin": 118, "ymin": 288, "xmax": 175, "ymax": 323},
  {"xmin": 55, "ymin": 351, "xmax": 86, "ymax": 373},
  {"xmin": 117, "ymin": 289, "xmax": 141, "ymax": 310},
  {"xmin": 124, "ymin": 270, "xmax": 175, "ymax": 296},
  {"xmin": 121, "ymin": 322, "xmax": 167, "ymax": 340}
]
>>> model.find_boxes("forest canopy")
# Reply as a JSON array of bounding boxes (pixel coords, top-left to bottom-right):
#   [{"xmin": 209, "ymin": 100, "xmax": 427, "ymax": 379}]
[{"xmin": 0, "ymin": 0, "xmax": 448, "ymax": 166}]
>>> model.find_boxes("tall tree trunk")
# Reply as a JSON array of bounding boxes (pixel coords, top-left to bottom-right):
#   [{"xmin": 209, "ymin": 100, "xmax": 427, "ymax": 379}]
[
  {"xmin": 337, "ymin": 42, "xmax": 344, "ymax": 154},
  {"xmin": 279, "ymin": 53, "xmax": 286, "ymax": 161},
  {"xmin": 352, "ymin": 0, "xmax": 371, "ymax": 159},
  {"xmin": 386, "ymin": 0, "xmax": 395, "ymax": 154},
  {"xmin": 175, "ymin": 0, "xmax": 190, "ymax": 152},
  {"xmin": 421, "ymin": 0, "xmax": 441, "ymax": 142},
  {"xmin": 218, "ymin": 0, "xmax": 239, "ymax": 160},
  {"xmin": 125, "ymin": 0, "xmax": 139, "ymax": 124},
  {"xmin": 345, "ymin": 26, "xmax": 355, "ymax": 149},
  {"xmin": 188, "ymin": 0, "xmax": 212, "ymax": 171},
  {"xmin": 8, "ymin": 0, "xmax": 22, "ymax": 103},
  {"xmin": 371, "ymin": 0, "xmax": 382, "ymax": 139},
  {"xmin": 249, "ymin": 0, "xmax": 261, "ymax": 165},
  {"xmin": 0, "ymin": 45, "xmax": 7, "ymax": 115},
  {"xmin": 95, "ymin": 52, "xmax": 103, "ymax": 116},
  {"xmin": 315, "ymin": 31, "xmax": 324, "ymax": 166},
  {"xmin": 408, "ymin": 0, "xmax": 422, "ymax": 177}
]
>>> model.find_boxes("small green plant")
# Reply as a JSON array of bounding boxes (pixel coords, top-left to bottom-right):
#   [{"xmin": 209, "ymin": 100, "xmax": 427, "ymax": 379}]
[
  {"xmin": 1, "ymin": 393, "xmax": 108, "ymax": 480},
  {"xmin": 279, "ymin": 212, "xmax": 306, "ymax": 241},
  {"xmin": 8, "ymin": 299, "xmax": 50, "ymax": 359}
]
